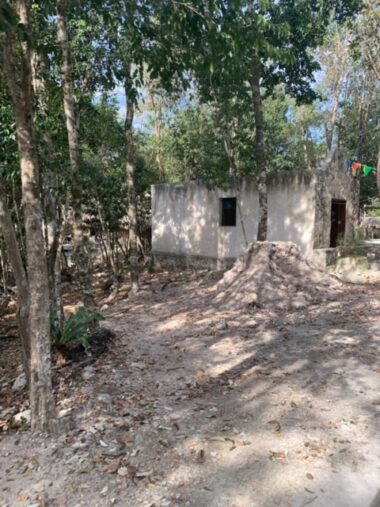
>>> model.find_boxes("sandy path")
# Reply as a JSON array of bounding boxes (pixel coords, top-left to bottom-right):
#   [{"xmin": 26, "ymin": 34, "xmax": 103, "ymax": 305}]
[{"xmin": 1, "ymin": 273, "xmax": 379, "ymax": 507}]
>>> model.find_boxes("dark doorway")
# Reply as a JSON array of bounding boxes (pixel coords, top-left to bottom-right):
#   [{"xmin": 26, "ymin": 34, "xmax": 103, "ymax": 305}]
[{"xmin": 330, "ymin": 199, "xmax": 346, "ymax": 247}]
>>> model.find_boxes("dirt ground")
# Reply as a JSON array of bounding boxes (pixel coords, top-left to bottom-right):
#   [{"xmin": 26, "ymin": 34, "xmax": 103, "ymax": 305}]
[{"xmin": 0, "ymin": 263, "xmax": 380, "ymax": 507}]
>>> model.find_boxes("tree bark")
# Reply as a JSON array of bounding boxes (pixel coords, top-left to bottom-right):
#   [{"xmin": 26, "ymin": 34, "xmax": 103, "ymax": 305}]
[
  {"xmin": 149, "ymin": 89, "xmax": 165, "ymax": 181},
  {"xmin": 124, "ymin": 69, "xmax": 139, "ymax": 293},
  {"xmin": 325, "ymin": 50, "xmax": 348, "ymax": 155},
  {"xmin": 0, "ymin": 184, "xmax": 30, "ymax": 381},
  {"xmin": 377, "ymin": 145, "xmax": 380, "ymax": 196},
  {"xmin": 249, "ymin": 49, "xmax": 268, "ymax": 241},
  {"xmin": 11, "ymin": 179, "xmax": 25, "ymax": 254},
  {"xmin": 2, "ymin": 0, "xmax": 55, "ymax": 432},
  {"xmin": 57, "ymin": 0, "xmax": 96, "ymax": 312},
  {"xmin": 0, "ymin": 235, "xmax": 8, "ymax": 295},
  {"xmin": 356, "ymin": 88, "xmax": 367, "ymax": 161},
  {"xmin": 31, "ymin": 50, "xmax": 64, "ymax": 326}
]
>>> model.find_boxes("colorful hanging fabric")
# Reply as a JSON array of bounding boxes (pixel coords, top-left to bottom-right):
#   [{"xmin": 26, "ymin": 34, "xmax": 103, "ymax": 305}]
[
  {"xmin": 352, "ymin": 162, "xmax": 362, "ymax": 171},
  {"xmin": 363, "ymin": 165, "xmax": 374, "ymax": 175},
  {"xmin": 345, "ymin": 159, "xmax": 352, "ymax": 171}
]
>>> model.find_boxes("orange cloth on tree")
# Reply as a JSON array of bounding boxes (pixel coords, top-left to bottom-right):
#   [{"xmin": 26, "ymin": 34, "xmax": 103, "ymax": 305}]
[{"xmin": 352, "ymin": 162, "xmax": 361, "ymax": 171}]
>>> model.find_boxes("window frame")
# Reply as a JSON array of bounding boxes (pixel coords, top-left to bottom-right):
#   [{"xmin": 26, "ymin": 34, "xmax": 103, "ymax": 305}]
[{"xmin": 220, "ymin": 197, "xmax": 237, "ymax": 227}]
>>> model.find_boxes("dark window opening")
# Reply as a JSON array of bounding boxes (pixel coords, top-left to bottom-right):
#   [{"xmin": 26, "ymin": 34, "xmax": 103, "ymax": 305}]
[
  {"xmin": 330, "ymin": 199, "xmax": 346, "ymax": 247},
  {"xmin": 220, "ymin": 197, "xmax": 237, "ymax": 226}
]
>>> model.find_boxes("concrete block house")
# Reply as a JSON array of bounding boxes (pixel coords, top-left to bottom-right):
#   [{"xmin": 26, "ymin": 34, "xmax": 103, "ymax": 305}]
[{"xmin": 151, "ymin": 152, "xmax": 360, "ymax": 268}]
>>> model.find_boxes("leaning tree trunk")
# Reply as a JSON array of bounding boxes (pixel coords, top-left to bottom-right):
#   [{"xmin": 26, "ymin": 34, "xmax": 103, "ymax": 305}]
[
  {"xmin": 0, "ymin": 184, "xmax": 30, "ymax": 382},
  {"xmin": 124, "ymin": 72, "xmax": 139, "ymax": 293},
  {"xmin": 249, "ymin": 49, "xmax": 268, "ymax": 241},
  {"xmin": 2, "ymin": 0, "xmax": 55, "ymax": 432},
  {"xmin": 57, "ymin": 0, "xmax": 95, "ymax": 312}
]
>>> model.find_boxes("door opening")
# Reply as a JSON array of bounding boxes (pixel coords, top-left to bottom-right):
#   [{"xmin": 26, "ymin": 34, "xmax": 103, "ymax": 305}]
[{"xmin": 330, "ymin": 199, "xmax": 346, "ymax": 247}]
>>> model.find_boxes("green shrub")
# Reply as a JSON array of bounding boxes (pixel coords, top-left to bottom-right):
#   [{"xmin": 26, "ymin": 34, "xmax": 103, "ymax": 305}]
[
  {"xmin": 365, "ymin": 197, "xmax": 380, "ymax": 218},
  {"xmin": 51, "ymin": 307, "xmax": 105, "ymax": 351}
]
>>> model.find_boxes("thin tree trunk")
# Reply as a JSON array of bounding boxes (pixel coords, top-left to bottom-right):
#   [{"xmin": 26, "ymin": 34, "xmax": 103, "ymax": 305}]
[
  {"xmin": 53, "ymin": 233, "xmax": 64, "ymax": 329},
  {"xmin": 2, "ymin": 0, "xmax": 55, "ymax": 432},
  {"xmin": 99, "ymin": 233, "xmax": 110, "ymax": 267},
  {"xmin": 0, "ymin": 184, "xmax": 30, "ymax": 381},
  {"xmin": 124, "ymin": 70, "xmax": 139, "ymax": 293},
  {"xmin": 149, "ymin": 89, "xmax": 165, "ymax": 181},
  {"xmin": 11, "ymin": 179, "xmax": 25, "ymax": 253},
  {"xmin": 97, "ymin": 205, "xmax": 112, "ymax": 269},
  {"xmin": 0, "ymin": 235, "xmax": 8, "ymax": 295},
  {"xmin": 116, "ymin": 237, "xmax": 128, "ymax": 260},
  {"xmin": 326, "ymin": 52, "xmax": 348, "ymax": 154},
  {"xmin": 31, "ymin": 49, "xmax": 64, "ymax": 325},
  {"xmin": 249, "ymin": 49, "xmax": 268, "ymax": 241},
  {"xmin": 377, "ymin": 145, "xmax": 380, "ymax": 196},
  {"xmin": 97, "ymin": 204, "xmax": 118, "ymax": 290},
  {"xmin": 57, "ymin": 0, "xmax": 95, "ymax": 312}
]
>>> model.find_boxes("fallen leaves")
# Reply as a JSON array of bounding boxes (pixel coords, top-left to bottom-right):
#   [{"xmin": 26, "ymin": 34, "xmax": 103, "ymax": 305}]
[
  {"xmin": 195, "ymin": 449, "xmax": 205, "ymax": 463},
  {"xmin": 224, "ymin": 437, "xmax": 236, "ymax": 451},
  {"xmin": 104, "ymin": 462, "xmax": 119, "ymax": 474},
  {"xmin": 0, "ymin": 419, "xmax": 9, "ymax": 431},
  {"xmin": 267, "ymin": 420, "xmax": 281, "ymax": 433},
  {"xmin": 269, "ymin": 450, "xmax": 288, "ymax": 461}
]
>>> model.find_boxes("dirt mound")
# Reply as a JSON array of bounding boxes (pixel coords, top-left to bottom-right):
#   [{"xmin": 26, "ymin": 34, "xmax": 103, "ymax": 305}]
[{"xmin": 214, "ymin": 241, "xmax": 342, "ymax": 311}]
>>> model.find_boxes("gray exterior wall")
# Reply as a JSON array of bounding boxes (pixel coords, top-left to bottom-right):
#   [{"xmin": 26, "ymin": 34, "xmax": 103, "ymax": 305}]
[
  {"xmin": 313, "ymin": 152, "xmax": 360, "ymax": 249},
  {"xmin": 152, "ymin": 171, "xmax": 318, "ymax": 262}
]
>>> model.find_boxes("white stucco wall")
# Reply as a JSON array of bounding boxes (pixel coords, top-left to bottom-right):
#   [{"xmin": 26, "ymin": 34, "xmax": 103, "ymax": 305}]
[
  {"xmin": 152, "ymin": 172, "xmax": 317, "ymax": 261},
  {"xmin": 267, "ymin": 172, "xmax": 316, "ymax": 257}
]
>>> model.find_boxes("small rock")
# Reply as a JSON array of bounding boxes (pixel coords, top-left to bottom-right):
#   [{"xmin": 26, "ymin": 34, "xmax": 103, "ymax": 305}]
[
  {"xmin": 13, "ymin": 409, "xmax": 31, "ymax": 426},
  {"xmin": 12, "ymin": 372, "xmax": 27, "ymax": 391},
  {"xmin": 82, "ymin": 366, "xmax": 96, "ymax": 380},
  {"xmin": 33, "ymin": 480, "xmax": 51, "ymax": 493},
  {"xmin": 117, "ymin": 466, "xmax": 130, "ymax": 477},
  {"xmin": 54, "ymin": 494, "xmax": 67, "ymax": 506},
  {"xmin": 96, "ymin": 393, "xmax": 112, "ymax": 405}
]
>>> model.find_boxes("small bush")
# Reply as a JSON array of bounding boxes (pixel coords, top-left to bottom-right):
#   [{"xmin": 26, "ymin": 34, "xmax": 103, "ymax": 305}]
[
  {"xmin": 51, "ymin": 307, "xmax": 105, "ymax": 351},
  {"xmin": 366, "ymin": 197, "xmax": 380, "ymax": 218}
]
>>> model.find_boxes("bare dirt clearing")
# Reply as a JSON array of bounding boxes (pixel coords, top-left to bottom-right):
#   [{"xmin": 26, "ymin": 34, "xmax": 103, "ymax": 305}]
[{"xmin": 1, "ymin": 254, "xmax": 380, "ymax": 507}]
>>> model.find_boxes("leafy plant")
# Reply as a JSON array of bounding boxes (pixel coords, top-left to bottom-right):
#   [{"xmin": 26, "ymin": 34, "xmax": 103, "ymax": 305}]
[
  {"xmin": 51, "ymin": 307, "xmax": 105, "ymax": 351},
  {"xmin": 365, "ymin": 197, "xmax": 380, "ymax": 218}
]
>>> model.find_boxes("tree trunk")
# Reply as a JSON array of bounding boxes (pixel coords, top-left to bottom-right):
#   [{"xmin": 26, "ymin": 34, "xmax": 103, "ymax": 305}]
[
  {"xmin": 377, "ymin": 145, "xmax": 380, "ymax": 196},
  {"xmin": 2, "ymin": 0, "xmax": 55, "ymax": 432},
  {"xmin": 149, "ymin": 89, "xmax": 165, "ymax": 181},
  {"xmin": 31, "ymin": 50, "xmax": 64, "ymax": 326},
  {"xmin": 11, "ymin": 179, "xmax": 25, "ymax": 254},
  {"xmin": 0, "ymin": 235, "xmax": 8, "ymax": 295},
  {"xmin": 326, "ymin": 51, "xmax": 348, "ymax": 155},
  {"xmin": 57, "ymin": 0, "xmax": 96, "ymax": 313},
  {"xmin": 124, "ymin": 71, "xmax": 139, "ymax": 293},
  {"xmin": 0, "ymin": 184, "xmax": 30, "ymax": 381},
  {"xmin": 249, "ymin": 49, "xmax": 268, "ymax": 241}
]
